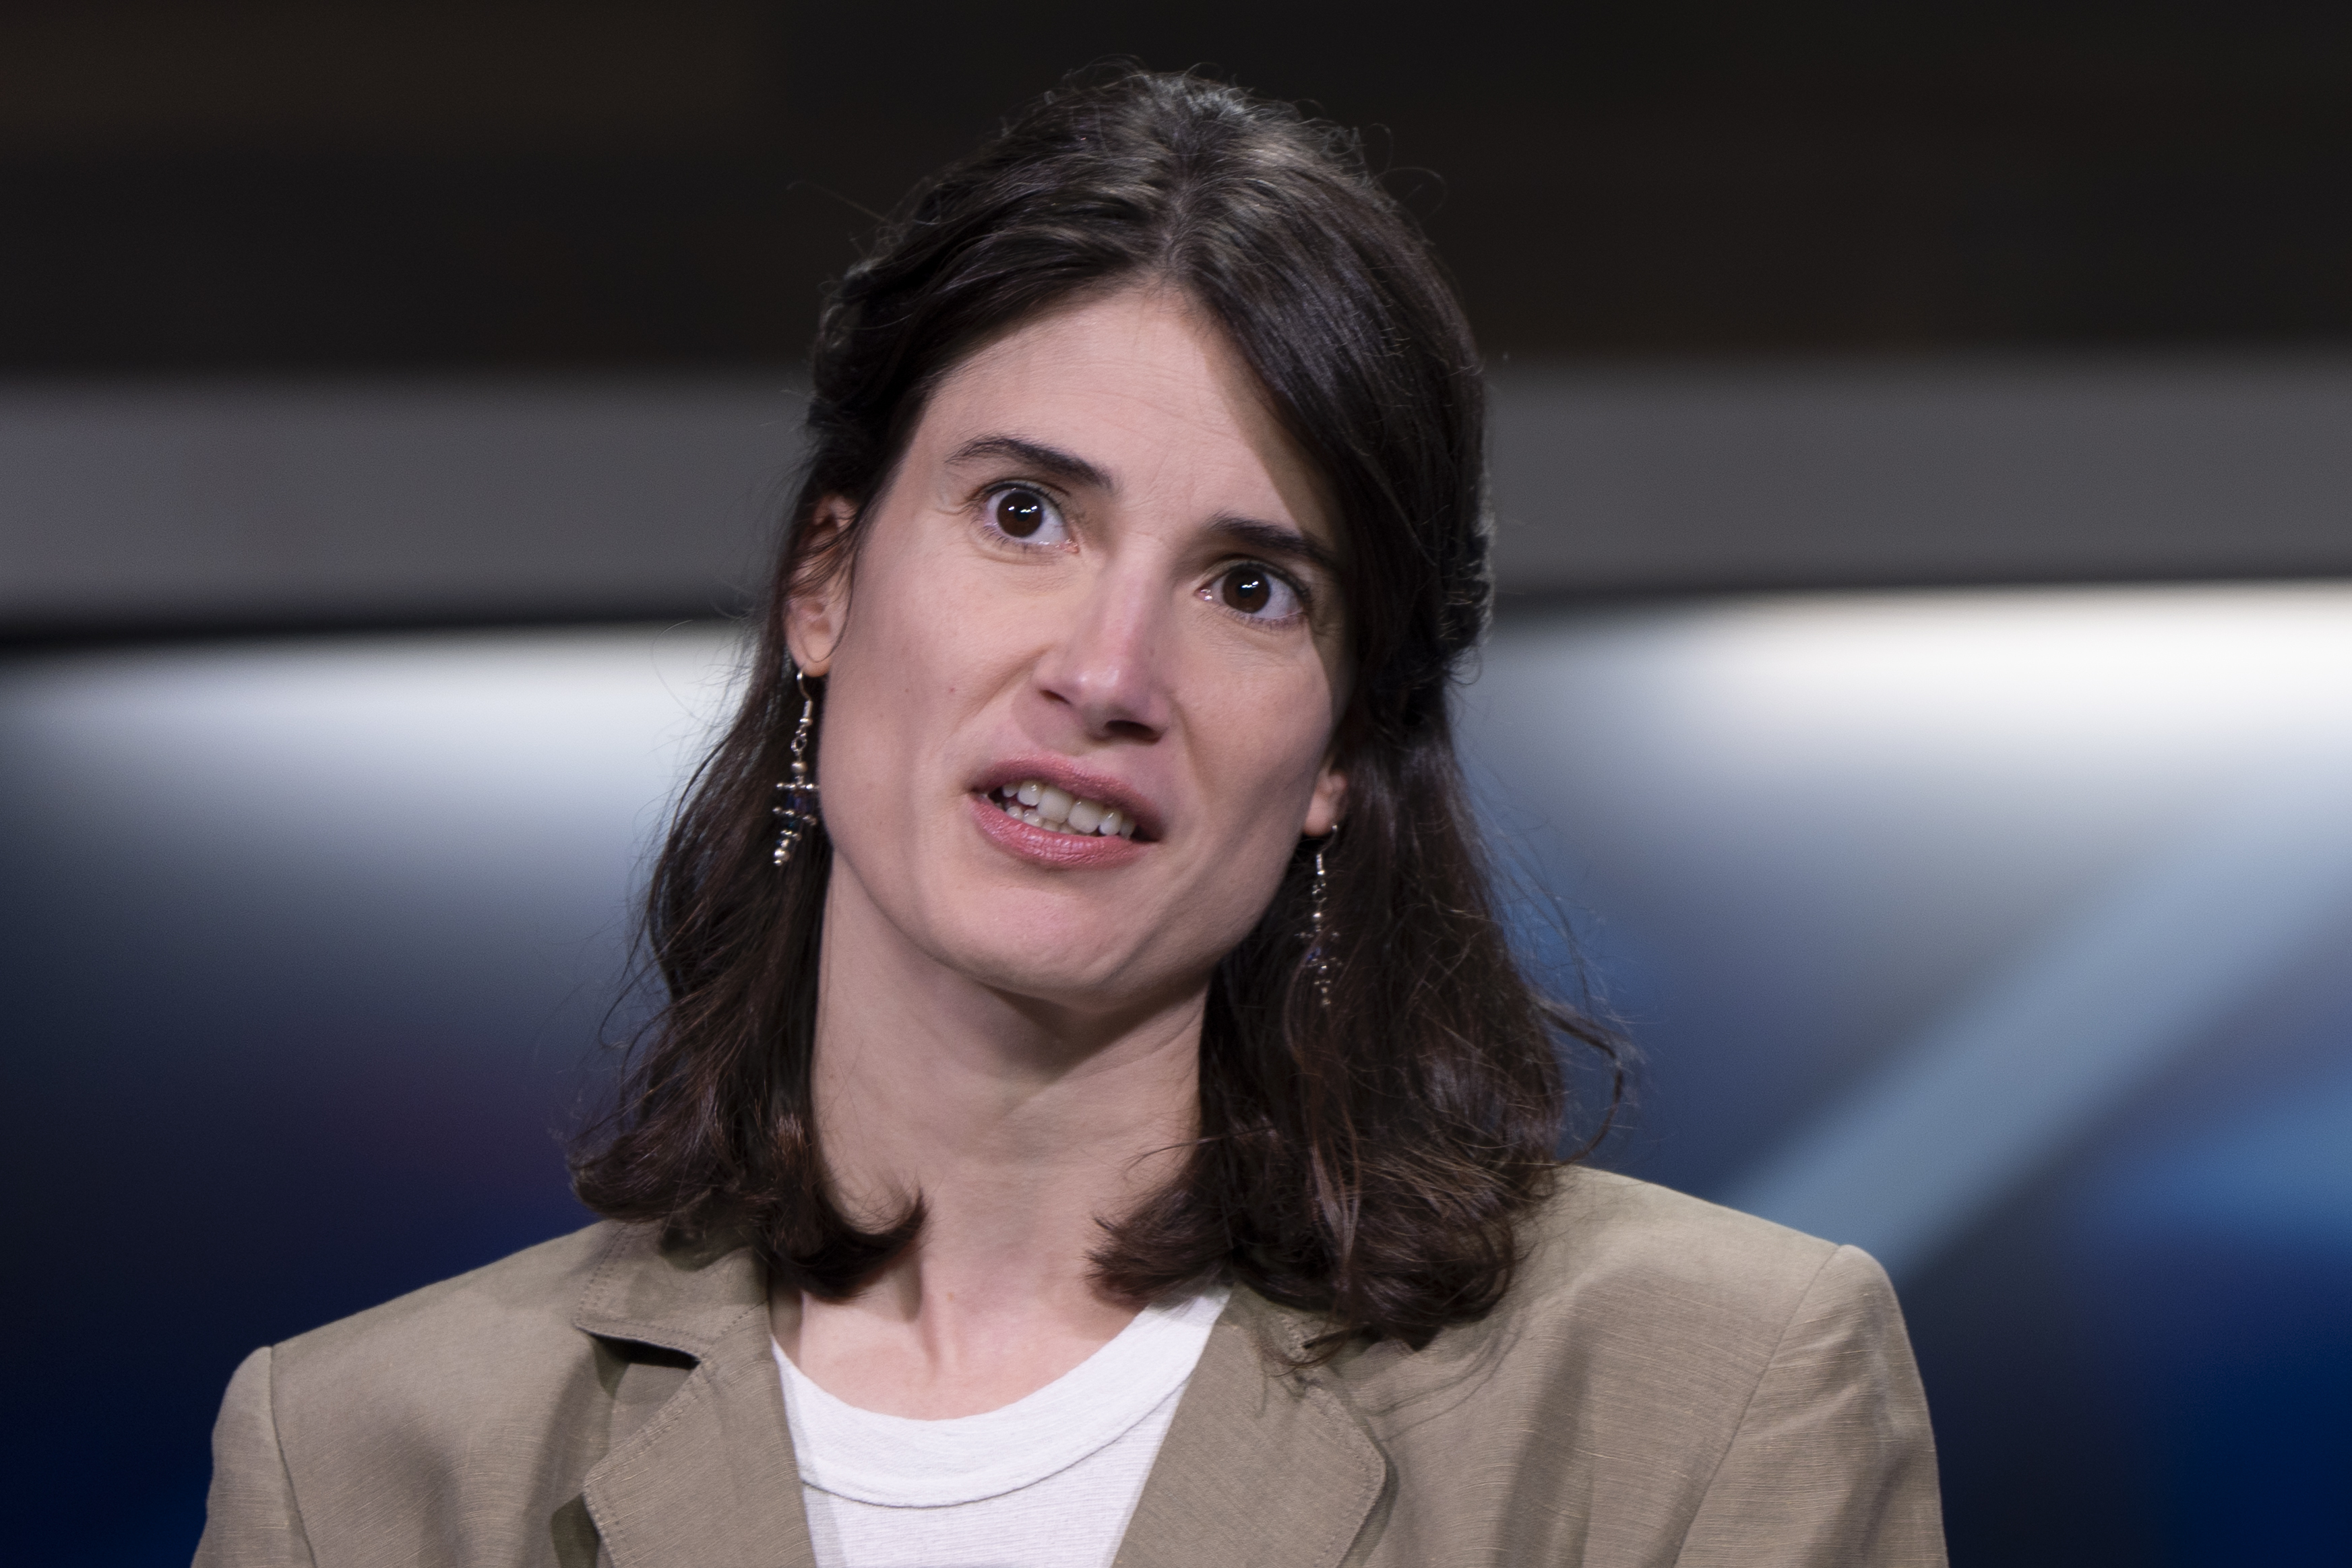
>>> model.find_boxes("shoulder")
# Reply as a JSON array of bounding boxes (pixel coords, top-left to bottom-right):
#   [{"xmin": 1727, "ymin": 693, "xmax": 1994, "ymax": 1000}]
[
  {"xmin": 260, "ymin": 1222, "xmax": 640, "ymax": 1451},
  {"xmin": 1518, "ymin": 1163, "xmax": 1867, "ymax": 1323},
  {"xmin": 1502, "ymin": 1170, "xmax": 1942, "ymax": 1565},
  {"xmin": 1331, "ymin": 1166, "xmax": 1905, "ymax": 1432},
  {"xmin": 1312, "ymin": 1169, "xmax": 1941, "ymax": 1563},
  {"xmin": 272, "ymin": 1222, "xmax": 621, "ymax": 1381},
  {"xmin": 1506, "ymin": 1165, "xmax": 1905, "ymax": 1377},
  {"xmin": 205, "ymin": 1222, "xmax": 760, "ymax": 1563}
]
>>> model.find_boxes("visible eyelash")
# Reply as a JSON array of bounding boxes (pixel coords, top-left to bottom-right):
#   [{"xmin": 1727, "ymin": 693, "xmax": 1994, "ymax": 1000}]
[
  {"xmin": 1210, "ymin": 558, "xmax": 1316, "ymax": 623},
  {"xmin": 974, "ymin": 481, "xmax": 1072, "ymax": 549}
]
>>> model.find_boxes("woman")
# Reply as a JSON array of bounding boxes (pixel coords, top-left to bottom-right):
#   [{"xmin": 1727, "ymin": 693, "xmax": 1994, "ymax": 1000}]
[{"xmin": 197, "ymin": 71, "xmax": 1943, "ymax": 1567}]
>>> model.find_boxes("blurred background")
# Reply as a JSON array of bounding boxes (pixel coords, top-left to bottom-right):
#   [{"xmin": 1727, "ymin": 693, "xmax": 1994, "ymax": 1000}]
[{"xmin": 5, "ymin": 3, "xmax": 2351, "ymax": 1563}]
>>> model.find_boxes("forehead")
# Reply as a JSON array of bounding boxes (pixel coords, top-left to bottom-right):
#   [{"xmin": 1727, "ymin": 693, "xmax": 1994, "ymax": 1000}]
[{"xmin": 909, "ymin": 287, "xmax": 1337, "ymax": 549}]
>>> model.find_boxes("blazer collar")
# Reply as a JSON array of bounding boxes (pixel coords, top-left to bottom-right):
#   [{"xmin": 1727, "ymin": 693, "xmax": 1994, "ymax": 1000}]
[
  {"xmin": 1113, "ymin": 1287, "xmax": 1389, "ymax": 1568},
  {"xmin": 571, "ymin": 1221, "xmax": 764, "ymax": 1357},
  {"xmin": 574, "ymin": 1224, "xmax": 820, "ymax": 1568},
  {"xmin": 569, "ymin": 1229, "xmax": 1387, "ymax": 1568}
]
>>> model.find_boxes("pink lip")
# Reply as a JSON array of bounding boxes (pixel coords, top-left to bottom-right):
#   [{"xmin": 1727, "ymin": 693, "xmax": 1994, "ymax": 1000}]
[
  {"xmin": 971, "ymin": 757, "xmax": 1163, "ymax": 842},
  {"xmin": 969, "ymin": 792, "xmax": 1149, "ymax": 868}
]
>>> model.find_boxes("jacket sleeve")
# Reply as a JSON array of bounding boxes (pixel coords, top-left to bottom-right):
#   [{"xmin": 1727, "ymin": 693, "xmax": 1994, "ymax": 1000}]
[
  {"xmin": 193, "ymin": 1346, "xmax": 317, "ymax": 1568},
  {"xmin": 1674, "ymin": 1245, "xmax": 1947, "ymax": 1567}
]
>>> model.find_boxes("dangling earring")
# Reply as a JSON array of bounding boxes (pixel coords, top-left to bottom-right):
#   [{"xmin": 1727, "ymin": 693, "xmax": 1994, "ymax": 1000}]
[
  {"xmin": 1305, "ymin": 827, "xmax": 1337, "ymax": 1005},
  {"xmin": 772, "ymin": 670, "xmax": 822, "ymax": 868}
]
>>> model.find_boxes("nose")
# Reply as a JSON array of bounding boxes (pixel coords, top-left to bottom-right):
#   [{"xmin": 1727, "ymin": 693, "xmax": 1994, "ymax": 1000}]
[{"xmin": 1030, "ymin": 560, "xmax": 1171, "ymax": 743}]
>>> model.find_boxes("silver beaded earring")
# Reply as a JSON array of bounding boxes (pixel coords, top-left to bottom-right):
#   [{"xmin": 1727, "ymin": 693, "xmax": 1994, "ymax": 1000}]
[
  {"xmin": 772, "ymin": 671, "xmax": 822, "ymax": 868},
  {"xmin": 1306, "ymin": 827, "xmax": 1338, "ymax": 1005}
]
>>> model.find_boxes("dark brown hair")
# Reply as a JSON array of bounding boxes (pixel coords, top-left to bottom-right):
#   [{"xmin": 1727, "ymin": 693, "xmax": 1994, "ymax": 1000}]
[{"xmin": 573, "ymin": 68, "xmax": 1617, "ymax": 1348}]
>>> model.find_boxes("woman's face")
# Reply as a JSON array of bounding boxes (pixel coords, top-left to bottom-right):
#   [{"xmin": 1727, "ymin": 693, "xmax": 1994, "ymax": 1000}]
[{"xmin": 788, "ymin": 285, "xmax": 1349, "ymax": 1018}]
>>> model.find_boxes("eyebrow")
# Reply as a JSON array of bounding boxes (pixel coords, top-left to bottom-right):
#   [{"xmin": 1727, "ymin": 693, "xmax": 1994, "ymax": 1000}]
[
  {"xmin": 943, "ymin": 434, "xmax": 1113, "ymax": 492},
  {"xmin": 1211, "ymin": 515, "xmax": 1340, "ymax": 577}
]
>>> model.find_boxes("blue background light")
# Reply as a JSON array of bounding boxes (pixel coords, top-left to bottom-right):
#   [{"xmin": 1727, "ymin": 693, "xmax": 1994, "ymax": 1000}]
[{"xmin": 7, "ymin": 587, "xmax": 2348, "ymax": 1562}]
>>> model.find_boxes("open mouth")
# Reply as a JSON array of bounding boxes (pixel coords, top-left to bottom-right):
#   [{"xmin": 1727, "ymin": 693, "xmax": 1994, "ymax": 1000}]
[{"xmin": 987, "ymin": 780, "xmax": 1141, "ymax": 840}]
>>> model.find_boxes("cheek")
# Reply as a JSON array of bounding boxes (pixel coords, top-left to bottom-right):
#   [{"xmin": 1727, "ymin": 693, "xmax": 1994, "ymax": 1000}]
[
  {"xmin": 1148, "ymin": 736, "xmax": 1320, "ymax": 974},
  {"xmin": 817, "ymin": 543, "xmax": 1015, "ymax": 790},
  {"xmin": 1185, "ymin": 662, "xmax": 1338, "ymax": 840}
]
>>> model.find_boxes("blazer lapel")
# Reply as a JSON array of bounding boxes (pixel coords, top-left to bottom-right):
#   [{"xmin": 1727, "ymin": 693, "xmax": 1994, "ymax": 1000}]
[
  {"xmin": 1113, "ymin": 1289, "xmax": 1389, "ymax": 1568},
  {"xmin": 574, "ymin": 1227, "xmax": 819, "ymax": 1568}
]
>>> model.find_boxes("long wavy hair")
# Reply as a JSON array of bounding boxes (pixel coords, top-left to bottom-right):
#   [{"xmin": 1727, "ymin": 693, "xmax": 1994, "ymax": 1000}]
[{"xmin": 572, "ymin": 68, "xmax": 1619, "ymax": 1348}]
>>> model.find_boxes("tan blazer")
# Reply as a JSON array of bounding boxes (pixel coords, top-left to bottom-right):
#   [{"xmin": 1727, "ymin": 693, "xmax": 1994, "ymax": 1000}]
[{"xmin": 195, "ymin": 1167, "xmax": 1944, "ymax": 1567}]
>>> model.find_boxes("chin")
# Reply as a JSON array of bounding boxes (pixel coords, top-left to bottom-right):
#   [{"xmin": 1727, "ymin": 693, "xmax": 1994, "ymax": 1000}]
[
  {"xmin": 954, "ymin": 935, "xmax": 1150, "ymax": 1010},
  {"xmin": 919, "ymin": 903, "xmax": 1177, "ymax": 1016}
]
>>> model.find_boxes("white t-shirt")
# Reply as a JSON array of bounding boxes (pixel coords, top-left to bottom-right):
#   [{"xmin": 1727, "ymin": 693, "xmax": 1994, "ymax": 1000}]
[{"xmin": 772, "ymin": 1284, "xmax": 1231, "ymax": 1568}]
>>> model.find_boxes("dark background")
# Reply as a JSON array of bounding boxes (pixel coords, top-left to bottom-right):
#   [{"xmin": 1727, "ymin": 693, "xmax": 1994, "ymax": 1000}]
[
  {"xmin": 8, "ymin": 0, "xmax": 2352, "ymax": 374},
  {"xmin": 7, "ymin": 5, "xmax": 2352, "ymax": 1566}
]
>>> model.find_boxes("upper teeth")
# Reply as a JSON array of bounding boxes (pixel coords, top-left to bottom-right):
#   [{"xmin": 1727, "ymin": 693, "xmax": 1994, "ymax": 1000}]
[{"xmin": 994, "ymin": 781, "xmax": 1138, "ymax": 838}]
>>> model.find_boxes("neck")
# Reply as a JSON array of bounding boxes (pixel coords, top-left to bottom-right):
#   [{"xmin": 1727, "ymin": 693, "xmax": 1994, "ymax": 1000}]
[{"xmin": 775, "ymin": 863, "xmax": 1206, "ymax": 1417}]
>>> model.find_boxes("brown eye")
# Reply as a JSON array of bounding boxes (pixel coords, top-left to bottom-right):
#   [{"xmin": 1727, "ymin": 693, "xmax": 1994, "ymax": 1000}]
[
  {"xmin": 1208, "ymin": 563, "xmax": 1303, "ymax": 620},
  {"xmin": 1221, "ymin": 566, "xmax": 1272, "ymax": 614},
  {"xmin": 993, "ymin": 488, "xmax": 1049, "ymax": 538}
]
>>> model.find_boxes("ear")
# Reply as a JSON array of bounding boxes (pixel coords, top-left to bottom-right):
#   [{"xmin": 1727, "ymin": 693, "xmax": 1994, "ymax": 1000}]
[
  {"xmin": 1303, "ymin": 758, "xmax": 1349, "ymax": 839},
  {"xmin": 783, "ymin": 498, "xmax": 855, "ymax": 677}
]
